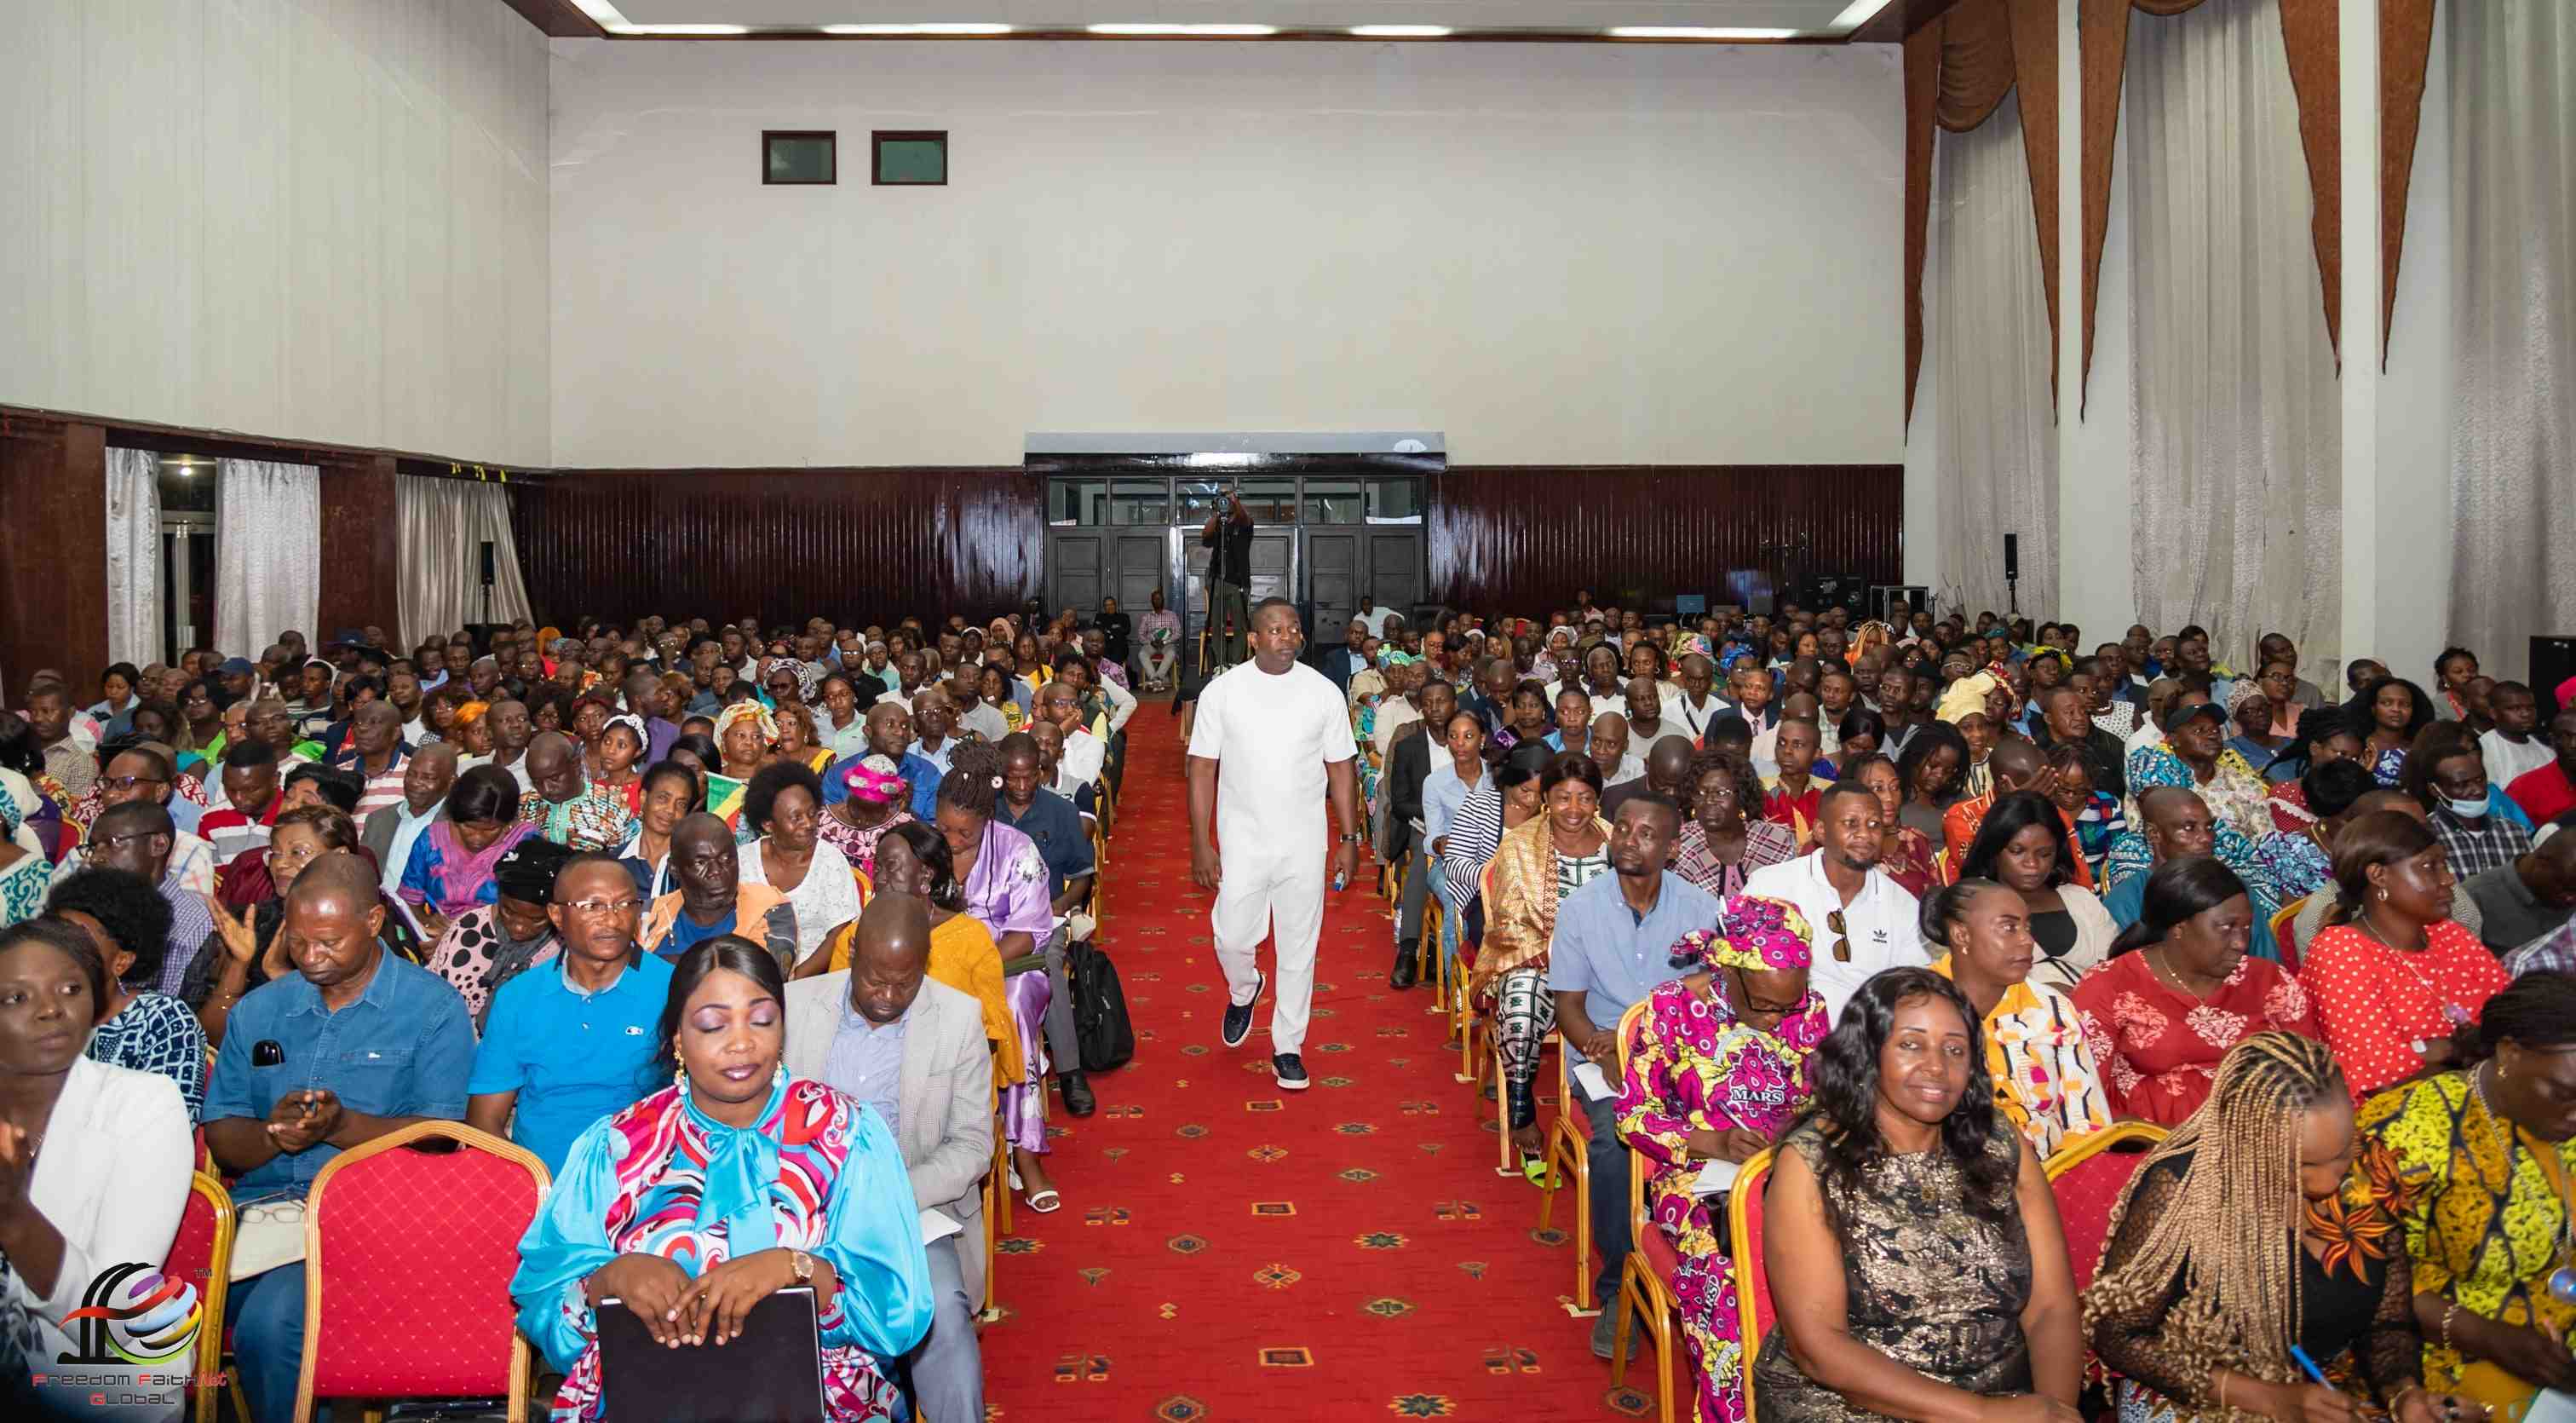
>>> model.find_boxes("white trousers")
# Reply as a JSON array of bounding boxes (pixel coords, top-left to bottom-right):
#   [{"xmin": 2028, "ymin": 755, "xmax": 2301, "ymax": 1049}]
[{"xmin": 1210, "ymin": 838, "xmax": 1326, "ymax": 1056}]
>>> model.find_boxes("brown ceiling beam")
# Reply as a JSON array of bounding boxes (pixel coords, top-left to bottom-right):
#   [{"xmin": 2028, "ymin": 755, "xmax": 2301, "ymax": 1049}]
[
  {"xmin": 496, "ymin": 0, "xmax": 606, "ymax": 38},
  {"xmin": 1853, "ymin": 0, "xmax": 1968, "ymax": 43}
]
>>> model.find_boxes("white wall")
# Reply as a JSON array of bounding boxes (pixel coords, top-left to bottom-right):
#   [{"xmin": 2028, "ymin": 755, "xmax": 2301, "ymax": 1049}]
[
  {"xmin": 0, "ymin": 0, "xmax": 550, "ymax": 468},
  {"xmin": 547, "ymin": 38, "xmax": 1903, "ymax": 470}
]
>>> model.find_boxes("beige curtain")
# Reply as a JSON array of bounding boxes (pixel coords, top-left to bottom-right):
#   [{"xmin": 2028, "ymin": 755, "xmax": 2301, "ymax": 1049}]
[
  {"xmin": 2447, "ymin": 0, "xmax": 2576, "ymax": 683},
  {"xmin": 396, "ymin": 476, "xmax": 532, "ymax": 648}
]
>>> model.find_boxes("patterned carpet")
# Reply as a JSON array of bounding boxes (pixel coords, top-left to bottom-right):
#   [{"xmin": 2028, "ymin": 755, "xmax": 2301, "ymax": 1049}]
[{"xmin": 984, "ymin": 707, "xmax": 1660, "ymax": 1421}]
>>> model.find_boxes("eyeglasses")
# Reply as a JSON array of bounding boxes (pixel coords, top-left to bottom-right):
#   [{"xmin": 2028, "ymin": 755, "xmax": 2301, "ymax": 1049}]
[
  {"xmin": 85, "ymin": 832, "xmax": 163, "ymax": 854},
  {"xmin": 100, "ymin": 775, "xmax": 169, "ymax": 792},
  {"xmin": 1826, "ymin": 908, "xmax": 1852, "ymax": 963},
  {"xmin": 562, "ymin": 897, "xmax": 643, "ymax": 917}
]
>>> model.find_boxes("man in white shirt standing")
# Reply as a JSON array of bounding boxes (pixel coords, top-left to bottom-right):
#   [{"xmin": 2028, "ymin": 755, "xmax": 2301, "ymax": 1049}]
[
  {"xmin": 1740, "ymin": 780, "xmax": 1929, "ymax": 1023},
  {"xmin": 1188, "ymin": 598, "xmax": 1362, "ymax": 1092},
  {"xmin": 1358, "ymin": 591, "xmax": 1403, "ymax": 640}
]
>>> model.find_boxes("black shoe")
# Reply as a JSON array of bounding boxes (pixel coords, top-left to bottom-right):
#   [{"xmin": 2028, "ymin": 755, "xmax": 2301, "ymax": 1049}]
[
  {"xmin": 1222, "ymin": 971, "xmax": 1265, "ymax": 1048},
  {"xmin": 1272, "ymin": 1053, "xmax": 1309, "ymax": 1091},
  {"xmin": 1389, "ymin": 953, "xmax": 1417, "ymax": 990},
  {"xmin": 1060, "ymin": 1072, "xmax": 1097, "ymax": 1118}
]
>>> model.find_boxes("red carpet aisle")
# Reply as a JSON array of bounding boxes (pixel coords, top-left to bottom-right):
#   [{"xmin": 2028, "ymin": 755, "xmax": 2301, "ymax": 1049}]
[{"xmin": 983, "ymin": 712, "xmax": 1659, "ymax": 1422}]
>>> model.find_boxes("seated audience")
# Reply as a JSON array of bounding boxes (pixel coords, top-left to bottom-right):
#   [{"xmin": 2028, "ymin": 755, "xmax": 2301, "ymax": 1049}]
[
  {"xmin": 994, "ymin": 730, "xmax": 1096, "ymax": 939},
  {"xmin": 2086, "ymin": 1032, "xmax": 2464, "ymax": 1422},
  {"xmin": 52, "ymin": 741, "xmax": 218, "ymax": 892},
  {"xmin": 2356, "ymin": 677, "xmax": 2437, "ymax": 787},
  {"xmin": 1615, "ymin": 894, "xmax": 1827, "ymax": 1421},
  {"xmin": 47, "ymin": 867, "xmax": 209, "ymax": 1122},
  {"xmin": 1893, "ymin": 720, "xmax": 1969, "ymax": 844},
  {"xmin": 519, "ymin": 730, "xmax": 637, "ymax": 852},
  {"xmin": 2504, "ymin": 706, "xmax": 2576, "ymax": 824},
  {"xmin": 640, "ymin": 812, "xmax": 798, "ymax": 972},
  {"xmin": 361, "ymin": 740, "xmax": 457, "ymax": 896},
  {"xmin": 1761, "ymin": 717, "xmax": 1828, "ymax": 848},
  {"xmin": 2253, "ymin": 758, "xmax": 2378, "ymax": 903},
  {"xmin": 468, "ymin": 852, "xmax": 669, "ymax": 1173},
  {"xmin": 1479, "ymin": 752, "xmax": 1611, "ymax": 1168},
  {"xmin": 1752, "ymin": 965, "xmax": 2081, "ymax": 1419},
  {"xmin": 69, "ymin": 799, "xmax": 219, "ymax": 995},
  {"xmin": 2302, "ymin": 809, "xmax": 2510, "ymax": 1100},
  {"xmin": 1671, "ymin": 746, "xmax": 1800, "ymax": 900},
  {"xmin": 1944, "ymin": 740, "xmax": 2091, "ymax": 890},
  {"xmin": 2481, "ymin": 681, "xmax": 2552, "ymax": 789},
  {"xmin": 739, "ymin": 762, "xmax": 861, "ymax": 974},
  {"xmin": 2072, "ymin": 857, "xmax": 2317, "ymax": 1125},
  {"xmin": 2130, "ymin": 695, "xmax": 2273, "ymax": 849},
  {"xmin": 204, "ymin": 853, "xmax": 474, "ymax": 1423},
  {"xmin": 617, "ymin": 758, "xmax": 701, "ymax": 898},
  {"xmin": 1841, "ymin": 752, "xmax": 1939, "ymax": 896},
  {"xmin": 0, "ymin": 919, "xmax": 193, "ymax": 1414},
  {"xmin": 1921, "ymin": 878, "xmax": 2113, "ymax": 1155},
  {"xmin": 398, "ymin": 763, "xmax": 537, "ymax": 938},
  {"xmin": 2406, "ymin": 722, "xmax": 2536, "ymax": 879},
  {"xmin": 1547, "ymin": 793, "xmax": 1716, "ymax": 1357},
  {"xmin": 817, "ymin": 752, "xmax": 913, "ymax": 882},
  {"xmin": 2355, "ymin": 971, "xmax": 2576, "ymax": 1410},
  {"xmin": 2463, "ymin": 826, "xmax": 2576, "ymax": 955},
  {"xmin": 425, "ymin": 838, "xmax": 573, "ymax": 1026},
  {"xmin": 1957, "ymin": 792, "xmax": 2117, "ymax": 993},
  {"xmin": 198, "ymin": 740, "xmax": 285, "ymax": 864},
  {"xmin": 1744, "ymin": 780, "xmax": 1929, "ymax": 1025},
  {"xmin": 788, "ymin": 894, "xmax": 995, "ymax": 1423},
  {"xmin": 2103, "ymin": 787, "xmax": 2285, "ymax": 963},
  {"xmin": 939, "ymin": 742, "xmax": 1090, "ymax": 1121},
  {"xmin": 509, "ymin": 936, "xmax": 932, "ymax": 1421}
]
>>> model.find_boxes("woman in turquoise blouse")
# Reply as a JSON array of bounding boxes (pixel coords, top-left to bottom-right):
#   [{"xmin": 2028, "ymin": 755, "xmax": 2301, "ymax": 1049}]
[{"xmin": 511, "ymin": 936, "xmax": 931, "ymax": 1421}]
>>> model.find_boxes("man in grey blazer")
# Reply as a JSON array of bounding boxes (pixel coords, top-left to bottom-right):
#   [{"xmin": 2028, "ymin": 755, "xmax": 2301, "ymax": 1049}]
[{"xmin": 785, "ymin": 895, "xmax": 993, "ymax": 1422}]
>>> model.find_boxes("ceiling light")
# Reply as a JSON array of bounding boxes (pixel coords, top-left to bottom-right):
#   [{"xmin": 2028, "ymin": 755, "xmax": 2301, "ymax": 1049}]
[
  {"xmin": 824, "ymin": 22, "xmax": 1015, "ymax": 34},
  {"xmin": 566, "ymin": 0, "xmax": 628, "ymax": 23},
  {"xmin": 1349, "ymin": 25, "xmax": 1452, "ymax": 37},
  {"xmin": 607, "ymin": 22, "xmax": 752, "ymax": 35},
  {"xmin": 1086, "ymin": 22, "xmax": 1279, "ymax": 35},
  {"xmin": 1607, "ymin": 26, "xmax": 1798, "ymax": 39},
  {"xmin": 1826, "ymin": 0, "xmax": 1900, "ymax": 34}
]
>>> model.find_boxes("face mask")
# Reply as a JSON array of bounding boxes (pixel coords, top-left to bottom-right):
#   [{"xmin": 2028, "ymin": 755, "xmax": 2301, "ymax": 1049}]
[{"xmin": 2446, "ymin": 794, "xmax": 2490, "ymax": 820}]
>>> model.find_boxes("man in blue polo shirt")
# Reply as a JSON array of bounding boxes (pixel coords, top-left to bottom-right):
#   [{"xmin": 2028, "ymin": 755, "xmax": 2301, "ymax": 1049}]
[
  {"xmin": 466, "ymin": 854, "xmax": 672, "ymax": 1173},
  {"xmin": 202, "ymin": 853, "xmax": 474, "ymax": 1423},
  {"xmin": 824, "ymin": 701, "xmax": 944, "ymax": 823},
  {"xmin": 1546, "ymin": 794, "xmax": 1719, "ymax": 1359},
  {"xmin": 994, "ymin": 733, "xmax": 1094, "ymax": 921}
]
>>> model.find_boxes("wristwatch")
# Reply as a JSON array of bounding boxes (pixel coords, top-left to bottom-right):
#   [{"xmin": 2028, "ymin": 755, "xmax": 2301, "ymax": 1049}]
[
  {"xmin": 790, "ymin": 1249, "xmax": 814, "ymax": 1285},
  {"xmin": 1337, "ymin": 832, "xmax": 1363, "ymax": 844}
]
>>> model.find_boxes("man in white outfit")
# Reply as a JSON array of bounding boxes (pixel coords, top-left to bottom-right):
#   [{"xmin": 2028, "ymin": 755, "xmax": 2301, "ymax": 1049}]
[{"xmin": 1187, "ymin": 598, "xmax": 1362, "ymax": 1091}]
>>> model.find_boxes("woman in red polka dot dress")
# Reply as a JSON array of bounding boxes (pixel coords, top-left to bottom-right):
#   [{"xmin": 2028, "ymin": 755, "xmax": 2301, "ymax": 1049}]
[{"xmin": 2299, "ymin": 810, "xmax": 2510, "ymax": 1101}]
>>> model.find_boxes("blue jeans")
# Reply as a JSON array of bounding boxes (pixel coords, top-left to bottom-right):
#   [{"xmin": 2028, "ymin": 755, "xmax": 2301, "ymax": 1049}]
[
  {"xmin": 1430, "ymin": 871, "xmax": 1467, "ymax": 978},
  {"xmin": 227, "ymin": 1263, "xmax": 307, "ymax": 1423}
]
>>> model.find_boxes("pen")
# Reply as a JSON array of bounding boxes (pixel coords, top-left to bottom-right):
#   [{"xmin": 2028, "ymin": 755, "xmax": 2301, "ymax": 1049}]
[{"xmin": 2287, "ymin": 1345, "xmax": 2332, "ymax": 1388}]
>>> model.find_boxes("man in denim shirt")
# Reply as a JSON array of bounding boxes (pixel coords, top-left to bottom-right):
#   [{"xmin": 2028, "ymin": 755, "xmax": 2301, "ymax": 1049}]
[{"xmin": 202, "ymin": 853, "xmax": 474, "ymax": 1423}]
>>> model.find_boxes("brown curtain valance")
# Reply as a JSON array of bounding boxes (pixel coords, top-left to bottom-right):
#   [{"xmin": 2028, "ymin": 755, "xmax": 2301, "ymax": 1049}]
[
  {"xmin": 2075, "ymin": 0, "xmax": 2435, "ymax": 409},
  {"xmin": 1902, "ymin": 0, "xmax": 2061, "ymax": 429}
]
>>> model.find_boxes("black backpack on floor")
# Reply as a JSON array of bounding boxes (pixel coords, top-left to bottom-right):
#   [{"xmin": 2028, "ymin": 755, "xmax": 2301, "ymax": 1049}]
[{"xmin": 1068, "ymin": 941, "xmax": 1135, "ymax": 1072}]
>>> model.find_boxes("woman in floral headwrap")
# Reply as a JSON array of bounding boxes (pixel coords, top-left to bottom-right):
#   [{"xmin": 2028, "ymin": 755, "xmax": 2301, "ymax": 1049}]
[
  {"xmin": 1615, "ymin": 894, "xmax": 1831, "ymax": 1423},
  {"xmin": 817, "ymin": 754, "xmax": 913, "ymax": 882}
]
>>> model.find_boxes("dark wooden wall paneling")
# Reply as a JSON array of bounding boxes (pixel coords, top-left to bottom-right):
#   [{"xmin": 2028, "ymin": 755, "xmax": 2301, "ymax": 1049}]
[
  {"xmin": 0, "ymin": 417, "xmax": 109, "ymax": 699},
  {"xmin": 507, "ymin": 469, "xmax": 1043, "ymax": 629},
  {"xmin": 1427, "ymin": 465, "xmax": 1905, "ymax": 613},
  {"xmin": 317, "ymin": 454, "xmax": 404, "ymax": 639}
]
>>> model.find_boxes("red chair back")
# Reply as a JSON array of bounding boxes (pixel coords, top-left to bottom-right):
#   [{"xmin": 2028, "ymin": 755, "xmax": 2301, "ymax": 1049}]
[
  {"xmin": 1728, "ymin": 1148, "xmax": 1779, "ymax": 1412},
  {"xmin": 2044, "ymin": 1122, "xmax": 2167, "ymax": 1294},
  {"xmin": 297, "ymin": 1122, "xmax": 549, "ymax": 1415},
  {"xmin": 164, "ymin": 1172, "xmax": 234, "ymax": 1420}
]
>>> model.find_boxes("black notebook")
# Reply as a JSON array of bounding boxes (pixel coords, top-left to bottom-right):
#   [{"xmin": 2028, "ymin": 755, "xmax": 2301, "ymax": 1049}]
[{"xmin": 595, "ymin": 1284, "xmax": 825, "ymax": 1423}]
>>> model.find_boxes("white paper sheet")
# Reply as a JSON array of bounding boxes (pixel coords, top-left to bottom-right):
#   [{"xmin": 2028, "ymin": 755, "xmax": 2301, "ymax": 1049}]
[
  {"xmin": 1692, "ymin": 1158, "xmax": 1741, "ymax": 1195},
  {"xmin": 920, "ymin": 1208, "xmax": 963, "ymax": 1245},
  {"xmin": 1572, "ymin": 1063, "xmax": 1611, "ymax": 1100}
]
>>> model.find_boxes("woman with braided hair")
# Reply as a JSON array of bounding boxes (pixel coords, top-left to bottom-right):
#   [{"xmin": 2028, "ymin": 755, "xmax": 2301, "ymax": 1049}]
[{"xmin": 2086, "ymin": 1032, "xmax": 2474, "ymax": 1422}]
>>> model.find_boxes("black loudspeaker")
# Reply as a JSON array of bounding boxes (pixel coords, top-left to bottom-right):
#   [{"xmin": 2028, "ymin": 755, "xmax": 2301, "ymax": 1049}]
[
  {"xmin": 479, "ymin": 540, "xmax": 497, "ymax": 586},
  {"xmin": 2534, "ymin": 636, "xmax": 2576, "ymax": 712},
  {"xmin": 2004, "ymin": 533, "xmax": 2021, "ymax": 582},
  {"xmin": 1800, "ymin": 573, "xmax": 1869, "ymax": 619}
]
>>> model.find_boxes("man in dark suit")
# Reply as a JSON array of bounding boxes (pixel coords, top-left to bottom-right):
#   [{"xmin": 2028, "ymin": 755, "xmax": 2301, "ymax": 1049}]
[
  {"xmin": 1458, "ymin": 654, "xmax": 1521, "ymax": 739},
  {"xmin": 1313, "ymin": 614, "xmax": 1371, "ymax": 700},
  {"xmin": 1382, "ymin": 678, "xmax": 1455, "ymax": 991}
]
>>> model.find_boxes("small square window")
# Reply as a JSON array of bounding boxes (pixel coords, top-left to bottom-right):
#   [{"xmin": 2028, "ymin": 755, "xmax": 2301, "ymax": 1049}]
[
  {"xmin": 763, "ymin": 130, "xmax": 836, "ymax": 185},
  {"xmin": 873, "ymin": 130, "xmax": 948, "ymax": 186}
]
